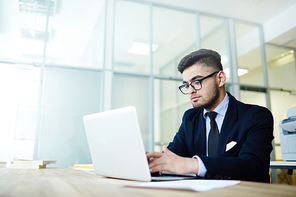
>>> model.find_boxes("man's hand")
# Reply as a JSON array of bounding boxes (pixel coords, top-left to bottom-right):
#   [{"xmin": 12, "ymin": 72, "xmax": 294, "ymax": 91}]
[{"xmin": 146, "ymin": 146, "xmax": 199, "ymax": 175}]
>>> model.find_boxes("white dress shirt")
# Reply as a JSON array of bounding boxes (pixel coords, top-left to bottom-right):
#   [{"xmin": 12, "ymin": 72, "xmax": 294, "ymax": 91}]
[{"xmin": 193, "ymin": 93, "xmax": 229, "ymax": 177}]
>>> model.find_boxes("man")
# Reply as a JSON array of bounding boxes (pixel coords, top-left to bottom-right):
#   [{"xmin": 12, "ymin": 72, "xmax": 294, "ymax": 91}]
[{"xmin": 147, "ymin": 49, "xmax": 274, "ymax": 182}]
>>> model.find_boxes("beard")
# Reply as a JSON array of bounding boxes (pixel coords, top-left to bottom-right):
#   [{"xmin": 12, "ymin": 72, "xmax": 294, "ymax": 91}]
[{"xmin": 191, "ymin": 83, "xmax": 220, "ymax": 110}]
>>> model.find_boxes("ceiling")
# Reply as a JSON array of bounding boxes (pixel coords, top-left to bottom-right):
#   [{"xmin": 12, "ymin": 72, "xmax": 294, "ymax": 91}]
[
  {"xmin": 149, "ymin": 0, "xmax": 296, "ymax": 49},
  {"xmin": 0, "ymin": 0, "xmax": 295, "ymax": 69}
]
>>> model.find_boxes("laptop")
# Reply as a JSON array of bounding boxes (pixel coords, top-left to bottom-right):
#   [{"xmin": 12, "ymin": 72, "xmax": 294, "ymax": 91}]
[{"xmin": 83, "ymin": 106, "xmax": 198, "ymax": 182}]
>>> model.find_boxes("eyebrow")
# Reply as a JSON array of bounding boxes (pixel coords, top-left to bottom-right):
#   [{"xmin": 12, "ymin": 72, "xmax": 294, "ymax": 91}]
[{"xmin": 183, "ymin": 75, "xmax": 204, "ymax": 84}]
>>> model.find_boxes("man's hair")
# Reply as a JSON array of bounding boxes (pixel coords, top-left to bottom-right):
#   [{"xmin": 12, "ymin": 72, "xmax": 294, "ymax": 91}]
[{"xmin": 177, "ymin": 49, "xmax": 223, "ymax": 73}]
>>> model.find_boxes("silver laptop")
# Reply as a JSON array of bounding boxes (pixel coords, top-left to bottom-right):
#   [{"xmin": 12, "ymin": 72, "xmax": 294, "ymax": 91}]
[{"xmin": 83, "ymin": 106, "xmax": 197, "ymax": 182}]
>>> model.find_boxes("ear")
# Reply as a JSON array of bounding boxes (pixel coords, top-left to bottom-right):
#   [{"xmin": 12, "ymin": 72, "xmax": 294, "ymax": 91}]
[{"xmin": 217, "ymin": 71, "xmax": 226, "ymax": 88}]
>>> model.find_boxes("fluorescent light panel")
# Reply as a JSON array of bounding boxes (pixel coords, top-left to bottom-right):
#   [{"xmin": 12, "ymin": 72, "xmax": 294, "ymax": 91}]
[
  {"xmin": 128, "ymin": 42, "xmax": 158, "ymax": 55},
  {"xmin": 224, "ymin": 68, "xmax": 248, "ymax": 77}
]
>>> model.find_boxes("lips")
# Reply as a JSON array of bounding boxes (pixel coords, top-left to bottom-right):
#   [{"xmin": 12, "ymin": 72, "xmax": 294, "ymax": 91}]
[{"xmin": 191, "ymin": 95, "xmax": 200, "ymax": 102}]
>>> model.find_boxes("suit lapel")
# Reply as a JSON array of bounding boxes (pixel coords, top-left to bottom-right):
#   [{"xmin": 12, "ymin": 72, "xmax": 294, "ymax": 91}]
[
  {"xmin": 194, "ymin": 110, "xmax": 206, "ymax": 155},
  {"xmin": 217, "ymin": 93, "xmax": 238, "ymax": 156}
]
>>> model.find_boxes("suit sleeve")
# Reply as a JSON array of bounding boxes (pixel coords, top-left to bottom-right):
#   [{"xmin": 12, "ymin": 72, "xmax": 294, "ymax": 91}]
[
  {"xmin": 167, "ymin": 116, "xmax": 188, "ymax": 157},
  {"xmin": 199, "ymin": 106, "xmax": 274, "ymax": 182}
]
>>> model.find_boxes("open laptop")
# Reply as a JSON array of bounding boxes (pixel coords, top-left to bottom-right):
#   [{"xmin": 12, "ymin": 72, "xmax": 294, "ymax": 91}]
[{"xmin": 83, "ymin": 106, "xmax": 198, "ymax": 182}]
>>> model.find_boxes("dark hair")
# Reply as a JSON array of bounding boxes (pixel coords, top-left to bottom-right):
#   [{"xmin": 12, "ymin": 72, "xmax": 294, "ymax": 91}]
[{"xmin": 177, "ymin": 49, "xmax": 223, "ymax": 73}]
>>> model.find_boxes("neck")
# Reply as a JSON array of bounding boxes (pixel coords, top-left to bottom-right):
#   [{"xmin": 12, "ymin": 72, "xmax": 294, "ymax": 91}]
[{"xmin": 206, "ymin": 90, "xmax": 226, "ymax": 111}]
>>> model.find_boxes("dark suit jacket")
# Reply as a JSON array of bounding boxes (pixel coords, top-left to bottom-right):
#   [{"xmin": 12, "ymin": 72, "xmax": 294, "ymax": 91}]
[{"xmin": 167, "ymin": 92, "xmax": 274, "ymax": 182}]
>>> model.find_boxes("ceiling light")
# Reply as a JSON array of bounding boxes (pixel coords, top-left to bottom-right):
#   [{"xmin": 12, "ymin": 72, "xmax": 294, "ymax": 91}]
[
  {"xmin": 224, "ymin": 68, "xmax": 248, "ymax": 77},
  {"xmin": 19, "ymin": 0, "xmax": 56, "ymax": 16},
  {"xmin": 128, "ymin": 42, "xmax": 158, "ymax": 55},
  {"xmin": 224, "ymin": 68, "xmax": 230, "ymax": 78},
  {"xmin": 221, "ymin": 55, "xmax": 228, "ymax": 65},
  {"xmin": 237, "ymin": 68, "xmax": 248, "ymax": 76}
]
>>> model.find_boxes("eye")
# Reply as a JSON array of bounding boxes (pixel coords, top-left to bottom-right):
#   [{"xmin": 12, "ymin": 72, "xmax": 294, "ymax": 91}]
[
  {"xmin": 193, "ymin": 80, "xmax": 200, "ymax": 85},
  {"xmin": 183, "ymin": 84, "xmax": 189, "ymax": 89}
]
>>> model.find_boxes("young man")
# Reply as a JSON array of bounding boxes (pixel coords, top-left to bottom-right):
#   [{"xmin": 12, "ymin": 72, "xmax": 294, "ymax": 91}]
[{"xmin": 147, "ymin": 49, "xmax": 274, "ymax": 182}]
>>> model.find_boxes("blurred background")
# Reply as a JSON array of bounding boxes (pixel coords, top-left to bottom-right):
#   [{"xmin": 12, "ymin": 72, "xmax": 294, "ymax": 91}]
[{"xmin": 0, "ymin": 0, "xmax": 295, "ymax": 183}]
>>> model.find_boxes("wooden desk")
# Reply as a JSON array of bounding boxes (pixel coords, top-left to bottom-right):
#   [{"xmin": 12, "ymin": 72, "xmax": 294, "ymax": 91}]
[{"xmin": 1, "ymin": 168, "xmax": 296, "ymax": 197}]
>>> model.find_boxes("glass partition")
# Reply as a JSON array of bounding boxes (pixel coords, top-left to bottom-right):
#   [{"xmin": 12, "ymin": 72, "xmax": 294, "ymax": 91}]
[
  {"xmin": 270, "ymin": 90, "xmax": 296, "ymax": 160},
  {"xmin": 266, "ymin": 44, "xmax": 296, "ymax": 160},
  {"xmin": 0, "ymin": 1, "xmax": 46, "ymax": 63},
  {"xmin": 235, "ymin": 21, "xmax": 264, "ymax": 86},
  {"xmin": 153, "ymin": 6, "xmax": 197, "ymax": 77},
  {"xmin": 45, "ymin": 1, "xmax": 105, "ymax": 68},
  {"xmin": 38, "ymin": 67, "xmax": 102, "ymax": 167},
  {"xmin": 0, "ymin": 63, "xmax": 40, "ymax": 161},
  {"xmin": 240, "ymin": 89, "xmax": 267, "ymax": 107},
  {"xmin": 200, "ymin": 14, "xmax": 231, "ymax": 82},
  {"xmin": 112, "ymin": 74, "xmax": 150, "ymax": 150},
  {"xmin": 113, "ymin": 0, "xmax": 150, "ymax": 74},
  {"xmin": 265, "ymin": 45, "xmax": 296, "ymax": 90},
  {"xmin": 154, "ymin": 79, "xmax": 191, "ymax": 151}
]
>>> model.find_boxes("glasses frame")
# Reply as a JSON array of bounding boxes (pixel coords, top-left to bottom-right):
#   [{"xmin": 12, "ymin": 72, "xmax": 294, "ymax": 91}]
[{"xmin": 178, "ymin": 71, "xmax": 219, "ymax": 95}]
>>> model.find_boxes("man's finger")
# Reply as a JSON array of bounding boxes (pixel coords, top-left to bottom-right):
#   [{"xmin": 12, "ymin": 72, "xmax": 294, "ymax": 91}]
[
  {"xmin": 146, "ymin": 151, "xmax": 163, "ymax": 159},
  {"xmin": 149, "ymin": 157, "xmax": 167, "ymax": 172}
]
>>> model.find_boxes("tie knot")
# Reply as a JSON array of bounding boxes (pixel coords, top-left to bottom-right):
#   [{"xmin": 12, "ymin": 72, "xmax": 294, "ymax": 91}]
[{"xmin": 207, "ymin": 111, "xmax": 217, "ymax": 121}]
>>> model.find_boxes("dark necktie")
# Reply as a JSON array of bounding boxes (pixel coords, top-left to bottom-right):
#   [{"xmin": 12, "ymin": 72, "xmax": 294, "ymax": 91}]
[{"xmin": 207, "ymin": 111, "xmax": 219, "ymax": 156}]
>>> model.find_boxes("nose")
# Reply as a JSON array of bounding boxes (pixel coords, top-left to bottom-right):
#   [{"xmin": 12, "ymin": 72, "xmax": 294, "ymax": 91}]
[{"xmin": 187, "ymin": 85, "xmax": 197, "ymax": 95}]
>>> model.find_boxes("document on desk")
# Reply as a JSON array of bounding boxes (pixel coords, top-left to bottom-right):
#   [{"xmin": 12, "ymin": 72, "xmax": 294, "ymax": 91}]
[{"xmin": 129, "ymin": 179, "xmax": 240, "ymax": 192}]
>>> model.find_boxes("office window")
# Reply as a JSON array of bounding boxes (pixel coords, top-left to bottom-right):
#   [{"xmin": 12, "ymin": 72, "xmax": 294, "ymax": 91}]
[
  {"xmin": 200, "ymin": 14, "xmax": 231, "ymax": 83},
  {"xmin": 235, "ymin": 21, "xmax": 264, "ymax": 86},
  {"xmin": 112, "ymin": 74, "xmax": 150, "ymax": 150},
  {"xmin": 153, "ymin": 6, "xmax": 197, "ymax": 77},
  {"xmin": 0, "ymin": 63, "xmax": 40, "ymax": 161},
  {"xmin": 38, "ymin": 67, "xmax": 102, "ymax": 167},
  {"xmin": 45, "ymin": 1, "xmax": 105, "ymax": 68},
  {"xmin": 113, "ymin": 0, "xmax": 150, "ymax": 74}
]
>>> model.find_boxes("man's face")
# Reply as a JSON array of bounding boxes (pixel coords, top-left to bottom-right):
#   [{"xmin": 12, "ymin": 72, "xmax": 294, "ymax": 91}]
[{"xmin": 182, "ymin": 64, "xmax": 220, "ymax": 111}]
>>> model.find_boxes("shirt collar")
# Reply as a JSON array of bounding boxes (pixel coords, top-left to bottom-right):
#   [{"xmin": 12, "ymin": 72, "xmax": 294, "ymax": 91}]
[{"xmin": 203, "ymin": 93, "xmax": 229, "ymax": 118}]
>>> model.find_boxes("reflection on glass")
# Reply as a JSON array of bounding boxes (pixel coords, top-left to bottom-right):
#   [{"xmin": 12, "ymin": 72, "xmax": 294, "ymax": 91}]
[
  {"xmin": 112, "ymin": 74, "xmax": 150, "ymax": 150},
  {"xmin": 153, "ymin": 6, "xmax": 196, "ymax": 77},
  {"xmin": 154, "ymin": 79, "xmax": 191, "ymax": 151},
  {"xmin": 200, "ymin": 14, "xmax": 230, "ymax": 82},
  {"xmin": 114, "ymin": 1, "xmax": 150, "ymax": 74},
  {"xmin": 235, "ymin": 21, "xmax": 263, "ymax": 86},
  {"xmin": 270, "ymin": 90, "xmax": 296, "ymax": 160},
  {"xmin": 46, "ymin": 1, "xmax": 105, "ymax": 68},
  {"xmin": 0, "ymin": 1, "xmax": 46, "ymax": 62},
  {"xmin": 265, "ymin": 45, "xmax": 296, "ymax": 90}
]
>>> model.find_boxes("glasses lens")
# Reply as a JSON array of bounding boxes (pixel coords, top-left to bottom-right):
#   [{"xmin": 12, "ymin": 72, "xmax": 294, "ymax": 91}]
[
  {"xmin": 180, "ymin": 86, "xmax": 187, "ymax": 94},
  {"xmin": 192, "ymin": 80, "xmax": 201, "ymax": 90}
]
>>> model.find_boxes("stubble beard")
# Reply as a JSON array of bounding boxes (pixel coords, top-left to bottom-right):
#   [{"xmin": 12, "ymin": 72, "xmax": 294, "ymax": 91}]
[{"xmin": 191, "ymin": 84, "xmax": 220, "ymax": 110}]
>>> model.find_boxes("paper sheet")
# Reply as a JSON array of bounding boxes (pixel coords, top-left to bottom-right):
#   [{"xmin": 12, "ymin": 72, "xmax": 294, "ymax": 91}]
[{"xmin": 130, "ymin": 179, "xmax": 240, "ymax": 192}]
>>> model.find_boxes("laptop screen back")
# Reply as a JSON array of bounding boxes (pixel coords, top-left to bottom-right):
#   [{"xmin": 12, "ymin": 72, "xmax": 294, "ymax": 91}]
[{"xmin": 83, "ymin": 106, "xmax": 151, "ymax": 181}]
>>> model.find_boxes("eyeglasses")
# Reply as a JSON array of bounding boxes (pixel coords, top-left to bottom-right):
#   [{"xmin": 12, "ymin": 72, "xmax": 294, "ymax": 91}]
[{"xmin": 178, "ymin": 71, "xmax": 219, "ymax": 95}]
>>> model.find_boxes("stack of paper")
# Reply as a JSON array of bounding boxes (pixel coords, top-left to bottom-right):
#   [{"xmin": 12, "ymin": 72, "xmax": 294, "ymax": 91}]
[
  {"xmin": 69, "ymin": 164, "xmax": 94, "ymax": 171},
  {"xmin": 9, "ymin": 159, "xmax": 56, "ymax": 169}
]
